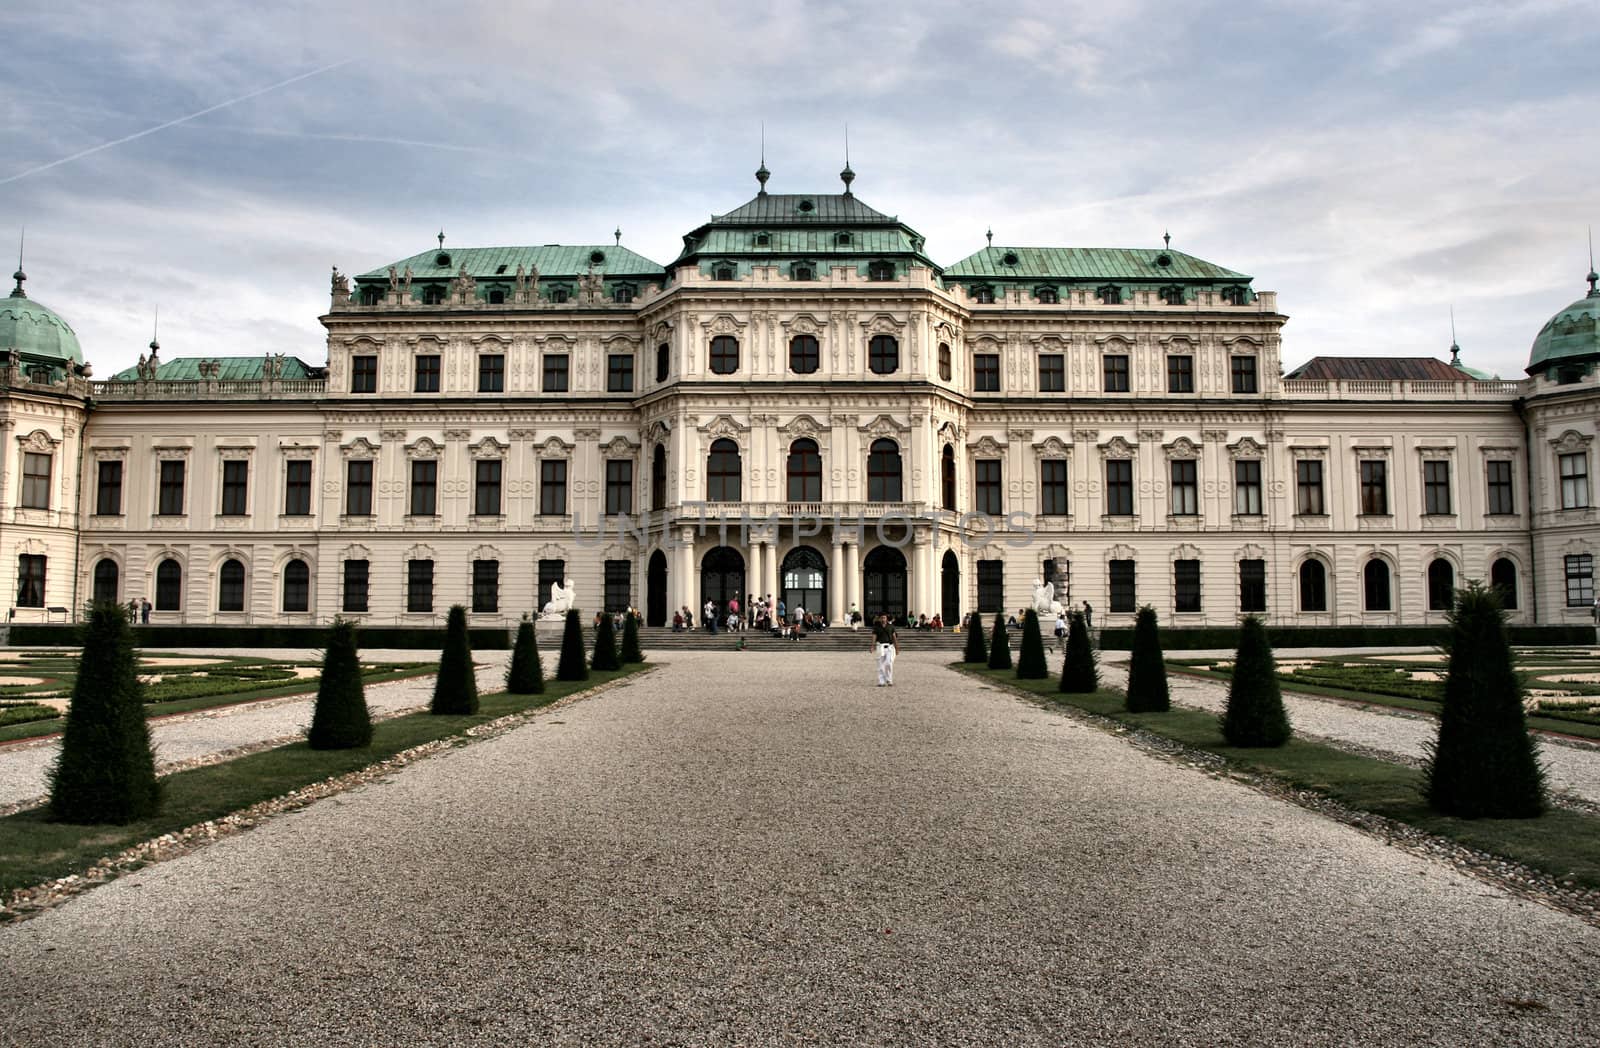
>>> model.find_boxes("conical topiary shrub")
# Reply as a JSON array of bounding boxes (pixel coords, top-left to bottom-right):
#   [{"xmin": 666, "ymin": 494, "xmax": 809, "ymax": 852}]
[
  {"xmin": 1125, "ymin": 606, "xmax": 1170, "ymax": 713},
  {"xmin": 1016, "ymin": 609, "xmax": 1049, "ymax": 679},
  {"xmin": 1220, "ymin": 616, "xmax": 1291, "ymax": 747},
  {"xmin": 556, "ymin": 608, "xmax": 589, "ymax": 681},
  {"xmin": 619, "ymin": 612, "xmax": 644, "ymax": 664},
  {"xmin": 592, "ymin": 613, "xmax": 621, "ymax": 671},
  {"xmin": 1424, "ymin": 582, "xmax": 1546, "ymax": 818},
  {"xmin": 49, "ymin": 602, "xmax": 161, "ymax": 824},
  {"xmin": 962, "ymin": 611, "xmax": 988, "ymax": 664},
  {"xmin": 506, "ymin": 614, "xmax": 545, "ymax": 695},
  {"xmin": 431, "ymin": 604, "xmax": 479, "ymax": 715},
  {"xmin": 987, "ymin": 611, "xmax": 1012, "ymax": 670},
  {"xmin": 1060, "ymin": 611, "xmax": 1099, "ymax": 694},
  {"xmin": 308, "ymin": 618, "xmax": 372, "ymax": 749}
]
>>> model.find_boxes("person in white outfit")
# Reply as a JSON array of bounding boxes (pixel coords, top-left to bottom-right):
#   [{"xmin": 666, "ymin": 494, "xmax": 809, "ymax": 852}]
[{"xmin": 872, "ymin": 613, "xmax": 898, "ymax": 686}]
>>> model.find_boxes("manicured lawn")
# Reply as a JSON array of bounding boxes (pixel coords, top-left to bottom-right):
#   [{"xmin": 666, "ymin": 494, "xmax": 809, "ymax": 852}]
[
  {"xmin": 961, "ymin": 665, "xmax": 1600, "ymax": 889},
  {"xmin": 0, "ymin": 667, "xmax": 641, "ymax": 900}
]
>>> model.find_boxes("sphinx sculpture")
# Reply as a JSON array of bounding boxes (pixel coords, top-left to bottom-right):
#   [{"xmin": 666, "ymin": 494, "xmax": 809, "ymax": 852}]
[
  {"xmin": 540, "ymin": 579, "xmax": 577, "ymax": 619},
  {"xmin": 1032, "ymin": 578, "xmax": 1065, "ymax": 619}
]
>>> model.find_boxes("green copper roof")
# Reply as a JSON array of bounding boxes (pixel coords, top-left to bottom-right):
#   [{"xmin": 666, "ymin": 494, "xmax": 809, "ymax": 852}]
[
  {"xmin": 710, "ymin": 193, "xmax": 898, "ymax": 225},
  {"xmin": 0, "ymin": 274, "xmax": 83, "ymax": 366},
  {"xmin": 1527, "ymin": 281, "xmax": 1600, "ymax": 374},
  {"xmin": 944, "ymin": 246, "xmax": 1250, "ymax": 283},
  {"xmin": 109, "ymin": 356, "xmax": 316, "ymax": 382},
  {"xmin": 676, "ymin": 192, "xmax": 936, "ymax": 273},
  {"xmin": 356, "ymin": 244, "xmax": 664, "ymax": 282}
]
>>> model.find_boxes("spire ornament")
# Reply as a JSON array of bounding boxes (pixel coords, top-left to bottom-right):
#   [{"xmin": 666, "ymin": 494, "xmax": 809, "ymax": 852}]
[
  {"xmin": 11, "ymin": 229, "xmax": 24, "ymax": 298},
  {"xmin": 756, "ymin": 123, "xmax": 770, "ymax": 196},
  {"xmin": 1587, "ymin": 226, "xmax": 1598, "ymax": 298},
  {"xmin": 839, "ymin": 124, "xmax": 854, "ymax": 197},
  {"xmin": 1449, "ymin": 305, "xmax": 1461, "ymax": 366}
]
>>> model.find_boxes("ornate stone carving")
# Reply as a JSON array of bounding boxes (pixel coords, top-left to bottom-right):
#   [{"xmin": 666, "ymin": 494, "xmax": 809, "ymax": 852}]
[
  {"xmin": 1550, "ymin": 429, "xmax": 1594, "ymax": 452},
  {"xmin": 1164, "ymin": 437, "xmax": 1199, "ymax": 460},
  {"xmin": 1099, "ymin": 436, "xmax": 1136, "ymax": 459},
  {"xmin": 1229, "ymin": 436, "xmax": 1265, "ymax": 459},
  {"xmin": 970, "ymin": 435, "xmax": 1006, "ymax": 458},
  {"xmin": 406, "ymin": 437, "xmax": 441, "ymax": 459},
  {"xmin": 540, "ymin": 436, "xmax": 574, "ymax": 458}
]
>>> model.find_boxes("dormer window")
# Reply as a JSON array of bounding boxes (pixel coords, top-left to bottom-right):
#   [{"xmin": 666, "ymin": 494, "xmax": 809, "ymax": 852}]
[
  {"xmin": 358, "ymin": 286, "xmax": 382, "ymax": 306},
  {"xmin": 1221, "ymin": 285, "xmax": 1248, "ymax": 306},
  {"xmin": 835, "ymin": 232, "xmax": 853, "ymax": 246},
  {"xmin": 434, "ymin": 252, "xmax": 451, "ymax": 268},
  {"xmin": 868, "ymin": 261, "xmax": 894, "ymax": 282},
  {"xmin": 613, "ymin": 284, "xmax": 634, "ymax": 303},
  {"xmin": 1159, "ymin": 285, "xmax": 1185, "ymax": 305},
  {"xmin": 974, "ymin": 285, "xmax": 995, "ymax": 304},
  {"xmin": 495, "ymin": 264, "xmax": 508, "ymax": 274},
  {"xmin": 1036, "ymin": 286, "xmax": 1058, "ymax": 304},
  {"xmin": 548, "ymin": 286, "xmax": 570, "ymax": 304},
  {"xmin": 791, "ymin": 262, "xmax": 816, "ymax": 282},
  {"xmin": 422, "ymin": 285, "xmax": 445, "ymax": 305},
  {"xmin": 589, "ymin": 250, "xmax": 606, "ymax": 265},
  {"xmin": 1001, "ymin": 251, "xmax": 1019, "ymax": 266},
  {"xmin": 754, "ymin": 232, "xmax": 771, "ymax": 246},
  {"xmin": 487, "ymin": 288, "xmax": 506, "ymax": 304},
  {"xmin": 714, "ymin": 264, "xmax": 735, "ymax": 281},
  {"xmin": 1096, "ymin": 284, "xmax": 1123, "ymax": 305}
]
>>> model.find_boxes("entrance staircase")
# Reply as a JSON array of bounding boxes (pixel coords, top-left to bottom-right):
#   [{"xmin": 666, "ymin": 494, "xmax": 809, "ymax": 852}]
[{"xmin": 534, "ymin": 622, "xmax": 966, "ymax": 653}]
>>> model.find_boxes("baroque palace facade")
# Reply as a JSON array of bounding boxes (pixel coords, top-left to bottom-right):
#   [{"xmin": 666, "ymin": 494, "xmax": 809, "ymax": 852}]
[{"xmin": 2, "ymin": 170, "xmax": 1597, "ymax": 630}]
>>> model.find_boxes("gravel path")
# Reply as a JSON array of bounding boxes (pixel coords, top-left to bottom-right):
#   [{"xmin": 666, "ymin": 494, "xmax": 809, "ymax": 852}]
[
  {"xmin": 3, "ymin": 650, "xmax": 1597, "ymax": 1046},
  {"xmin": 0, "ymin": 652, "xmax": 510, "ymax": 810}
]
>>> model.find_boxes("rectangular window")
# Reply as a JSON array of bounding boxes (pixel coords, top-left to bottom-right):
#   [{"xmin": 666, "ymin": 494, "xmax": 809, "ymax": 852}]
[
  {"xmin": 538, "ymin": 559, "xmax": 566, "ymax": 609},
  {"xmin": 16, "ymin": 554, "xmax": 45, "ymax": 608},
  {"xmin": 1359, "ymin": 460, "xmax": 1388, "ymax": 515},
  {"xmin": 1109, "ymin": 559, "xmax": 1136, "ymax": 614},
  {"xmin": 414, "ymin": 354, "xmax": 440, "ymax": 393},
  {"xmin": 543, "ymin": 354, "xmax": 569, "ymax": 392},
  {"xmin": 1234, "ymin": 460, "xmax": 1263, "ymax": 515},
  {"xmin": 1423, "ymin": 460, "xmax": 1452, "ymax": 515},
  {"xmin": 345, "ymin": 460, "xmax": 373, "ymax": 516},
  {"xmin": 1240, "ymin": 559, "xmax": 1266, "ymax": 613},
  {"xmin": 973, "ymin": 354, "xmax": 1000, "ymax": 392},
  {"xmin": 1169, "ymin": 460, "xmax": 1198, "ymax": 516},
  {"xmin": 1230, "ymin": 355, "xmax": 1258, "ymax": 393},
  {"xmin": 1039, "ymin": 460, "xmax": 1068, "ymax": 515},
  {"xmin": 1486, "ymin": 460, "xmax": 1515, "ymax": 515},
  {"xmin": 605, "ymin": 559, "xmax": 631, "ymax": 613},
  {"xmin": 220, "ymin": 460, "xmax": 249, "ymax": 515},
  {"xmin": 540, "ymin": 460, "xmax": 568, "ymax": 515},
  {"xmin": 607, "ymin": 354, "xmax": 635, "ymax": 393},
  {"xmin": 472, "ymin": 559, "xmax": 499, "ymax": 613},
  {"xmin": 284, "ymin": 460, "xmax": 312, "ymax": 516},
  {"xmin": 1102, "ymin": 355, "xmax": 1129, "ymax": 393},
  {"xmin": 20, "ymin": 453, "xmax": 50, "ymax": 510},
  {"xmin": 1566, "ymin": 554, "xmax": 1594, "ymax": 607},
  {"xmin": 158, "ymin": 460, "xmax": 186, "ymax": 516},
  {"xmin": 1559, "ymin": 453, "xmax": 1589, "ymax": 509},
  {"xmin": 1167, "ymin": 355, "xmax": 1194, "ymax": 393},
  {"xmin": 977, "ymin": 559, "xmax": 1005, "ymax": 613},
  {"xmin": 975, "ymin": 459, "xmax": 1002, "ymax": 515},
  {"xmin": 350, "ymin": 354, "xmax": 377, "ymax": 393},
  {"xmin": 474, "ymin": 460, "xmax": 502, "ymax": 516},
  {"xmin": 1174, "ymin": 559, "xmax": 1201, "ymax": 613},
  {"xmin": 1296, "ymin": 460, "xmax": 1325, "ymax": 515},
  {"xmin": 96, "ymin": 460, "xmax": 123, "ymax": 516},
  {"xmin": 1105, "ymin": 460, "xmax": 1133, "ymax": 516},
  {"xmin": 1037, "ymin": 355, "xmax": 1064, "ymax": 392},
  {"xmin": 605, "ymin": 460, "xmax": 633, "ymax": 515},
  {"xmin": 342, "ymin": 559, "xmax": 369, "ymax": 613},
  {"xmin": 410, "ymin": 460, "xmax": 438, "ymax": 516},
  {"xmin": 406, "ymin": 559, "xmax": 434, "ymax": 613},
  {"xmin": 477, "ymin": 353, "xmax": 505, "ymax": 393}
]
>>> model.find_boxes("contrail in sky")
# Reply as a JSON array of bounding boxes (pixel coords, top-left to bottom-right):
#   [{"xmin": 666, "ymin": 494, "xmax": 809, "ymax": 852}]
[{"xmin": 0, "ymin": 59, "xmax": 353, "ymax": 187}]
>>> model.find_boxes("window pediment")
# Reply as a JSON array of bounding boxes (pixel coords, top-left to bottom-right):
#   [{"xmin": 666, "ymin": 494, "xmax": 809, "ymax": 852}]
[
  {"xmin": 1164, "ymin": 437, "xmax": 1200, "ymax": 460},
  {"xmin": 1550, "ymin": 430, "xmax": 1594, "ymax": 453},
  {"xmin": 1033, "ymin": 436, "xmax": 1071, "ymax": 457},
  {"xmin": 1099, "ymin": 436, "xmax": 1136, "ymax": 459},
  {"xmin": 540, "ymin": 437, "xmax": 574, "ymax": 458},
  {"xmin": 1228, "ymin": 436, "xmax": 1264, "ymax": 459},
  {"xmin": 699, "ymin": 414, "xmax": 749, "ymax": 439},
  {"xmin": 406, "ymin": 437, "xmax": 441, "ymax": 459},
  {"xmin": 859, "ymin": 413, "xmax": 909, "ymax": 437},
  {"xmin": 969, "ymin": 435, "xmax": 1006, "ymax": 458},
  {"xmin": 470, "ymin": 436, "xmax": 507, "ymax": 459},
  {"xmin": 341, "ymin": 437, "xmax": 380, "ymax": 460}
]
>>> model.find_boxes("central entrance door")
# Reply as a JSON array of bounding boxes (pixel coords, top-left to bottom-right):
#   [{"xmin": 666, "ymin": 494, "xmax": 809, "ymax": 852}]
[
  {"xmin": 863, "ymin": 545, "xmax": 908, "ymax": 622},
  {"xmin": 941, "ymin": 549, "xmax": 960, "ymax": 625},
  {"xmin": 700, "ymin": 546, "xmax": 745, "ymax": 616},
  {"xmin": 781, "ymin": 545, "xmax": 827, "ymax": 621},
  {"xmin": 646, "ymin": 550, "xmax": 668, "ymax": 626}
]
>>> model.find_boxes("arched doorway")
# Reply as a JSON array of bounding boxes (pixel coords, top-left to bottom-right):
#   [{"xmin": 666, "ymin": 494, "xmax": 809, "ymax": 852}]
[
  {"xmin": 941, "ymin": 549, "xmax": 960, "ymax": 625},
  {"xmin": 781, "ymin": 546, "xmax": 826, "ymax": 620},
  {"xmin": 93, "ymin": 559, "xmax": 120, "ymax": 604},
  {"xmin": 700, "ymin": 546, "xmax": 745, "ymax": 616},
  {"xmin": 647, "ymin": 550, "xmax": 668, "ymax": 626},
  {"xmin": 863, "ymin": 545, "xmax": 908, "ymax": 622}
]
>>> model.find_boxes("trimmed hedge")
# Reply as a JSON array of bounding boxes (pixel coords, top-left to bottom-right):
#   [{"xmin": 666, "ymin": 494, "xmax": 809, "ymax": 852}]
[
  {"xmin": 1088, "ymin": 624, "xmax": 1594, "ymax": 650},
  {"xmin": 10, "ymin": 624, "xmax": 516, "ymax": 650}
]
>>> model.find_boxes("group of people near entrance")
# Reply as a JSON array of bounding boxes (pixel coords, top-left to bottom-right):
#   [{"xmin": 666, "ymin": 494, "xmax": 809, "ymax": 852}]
[{"xmin": 676, "ymin": 595, "xmax": 837, "ymax": 639}]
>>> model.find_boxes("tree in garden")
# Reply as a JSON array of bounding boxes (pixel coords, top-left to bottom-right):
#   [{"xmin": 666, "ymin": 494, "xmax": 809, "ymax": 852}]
[
  {"xmin": 49, "ymin": 602, "xmax": 161, "ymax": 824},
  {"xmin": 1125, "ymin": 606, "xmax": 1170, "ymax": 713},
  {"xmin": 619, "ymin": 612, "xmax": 645, "ymax": 664},
  {"xmin": 963, "ymin": 611, "xmax": 988, "ymax": 664},
  {"xmin": 1424, "ymin": 582, "xmax": 1546, "ymax": 818},
  {"xmin": 1220, "ymin": 615, "xmax": 1291, "ymax": 747},
  {"xmin": 987, "ymin": 611, "xmax": 1012, "ymax": 670},
  {"xmin": 1016, "ymin": 609, "xmax": 1049, "ymax": 679},
  {"xmin": 431, "ymin": 604, "xmax": 479, "ymax": 715},
  {"xmin": 592, "ymin": 613, "xmax": 621, "ymax": 671},
  {"xmin": 505, "ymin": 614, "xmax": 545, "ymax": 695},
  {"xmin": 307, "ymin": 618, "xmax": 372, "ymax": 748},
  {"xmin": 556, "ymin": 608, "xmax": 589, "ymax": 681},
  {"xmin": 1060, "ymin": 611, "xmax": 1099, "ymax": 694}
]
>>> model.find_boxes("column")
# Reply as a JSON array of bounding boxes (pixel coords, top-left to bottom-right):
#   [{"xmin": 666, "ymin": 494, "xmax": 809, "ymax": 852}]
[
  {"xmin": 764, "ymin": 537, "xmax": 780, "ymax": 607},
  {"xmin": 914, "ymin": 531, "xmax": 934, "ymax": 618},
  {"xmin": 748, "ymin": 541, "xmax": 763, "ymax": 610},
  {"xmin": 844, "ymin": 541, "xmax": 860, "ymax": 616},
  {"xmin": 676, "ymin": 527, "xmax": 696, "ymax": 617},
  {"xmin": 828, "ymin": 538, "xmax": 845, "ymax": 625}
]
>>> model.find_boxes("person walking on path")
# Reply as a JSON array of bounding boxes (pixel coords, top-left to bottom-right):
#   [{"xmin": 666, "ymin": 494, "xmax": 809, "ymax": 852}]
[
  {"xmin": 1082, "ymin": 601, "xmax": 1093, "ymax": 630},
  {"xmin": 872, "ymin": 613, "xmax": 898, "ymax": 687},
  {"xmin": 704, "ymin": 599, "xmax": 717, "ymax": 634}
]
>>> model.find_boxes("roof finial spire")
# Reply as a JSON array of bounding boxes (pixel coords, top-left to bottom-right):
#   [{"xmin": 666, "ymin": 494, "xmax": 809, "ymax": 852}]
[
  {"xmin": 1163, "ymin": 229, "xmax": 1171, "ymax": 249},
  {"xmin": 1449, "ymin": 305, "xmax": 1460, "ymax": 365},
  {"xmin": 437, "ymin": 229, "xmax": 446, "ymax": 250},
  {"xmin": 755, "ymin": 122, "xmax": 770, "ymax": 196},
  {"xmin": 839, "ymin": 124, "xmax": 854, "ymax": 197},
  {"xmin": 614, "ymin": 227, "xmax": 622, "ymax": 245},
  {"xmin": 11, "ymin": 228, "xmax": 25, "ymax": 298},
  {"xmin": 149, "ymin": 307, "xmax": 160, "ymax": 354},
  {"xmin": 1587, "ymin": 226, "xmax": 1598, "ymax": 298},
  {"xmin": 986, "ymin": 227, "xmax": 993, "ymax": 247}
]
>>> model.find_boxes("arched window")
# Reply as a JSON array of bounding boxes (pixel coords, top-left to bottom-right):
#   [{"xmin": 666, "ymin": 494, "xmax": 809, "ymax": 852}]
[
  {"xmin": 1299, "ymin": 559, "xmax": 1327, "ymax": 612},
  {"xmin": 421, "ymin": 285, "xmax": 445, "ymax": 305},
  {"xmin": 283, "ymin": 559, "xmax": 310, "ymax": 612},
  {"xmin": 788, "ymin": 439, "xmax": 821, "ymax": 502},
  {"xmin": 868, "ymin": 260, "xmax": 894, "ymax": 282},
  {"xmin": 707, "ymin": 439, "xmax": 742, "ymax": 502},
  {"xmin": 1036, "ymin": 286, "xmax": 1059, "ymax": 304},
  {"xmin": 219, "ymin": 558, "xmax": 246, "ymax": 612},
  {"xmin": 714, "ymin": 265, "xmax": 735, "ymax": 281},
  {"xmin": 1491, "ymin": 557, "xmax": 1518, "ymax": 609},
  {"xmin": 868, "ymin": 335, "xmax": 899, "ymax": 375},
  {"xmin": 652, "ymin": 443, "xmax": 667, "ymax": 510},
  {"xmin": 791, "ymin": 262, "xmax": 815, "ymax": 281},
  {"xmin": 938, "ymin": 342, "xmax": 952, "ymax": 381},
  {"xmin": 1097, "ymin": 284, "xmax": 1123, "ymax": 305},
  {"xmin": 1363, "ymin": 559, "xmax": 1391, "ymax": 612},
  {"xmin": 155, "ymin": 558, "xmax": 182, "ymax": 611},
  {"xmin": 1159, "ymin": 285, "xmax": 1184, "ymax": 305},
  {"xmin": 790, "ymin": 335, "xmax": 819, "ymax": 374},
  {"xmin": 92, "ymin": 559, "xmax": 119, "ymax": 604},
  {"xmin": 974, "ymin": 286, "xmax": 995, "ymax": 304},
  {"xmin": 709, "ymin": 336, "xmax": 739, "ymax": 375},
  {"xmin": 656, "ymin": 343, "xmax": 670, "ymax": 382},
  {"xmin": 942, "ymin": 444, "xmax": 957, "ymax": 510},
  {"xmin": 868, "ymin": 439, "xmax": 902, "ymax": 502},
  {"xmin": 1427, "ymin": 558, "xmax": 1455, "ymax": 611}
]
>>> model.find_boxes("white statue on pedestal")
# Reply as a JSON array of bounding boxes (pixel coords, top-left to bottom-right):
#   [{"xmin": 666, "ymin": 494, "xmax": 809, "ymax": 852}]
[
  {"xmin": 1032, "ymin": 577, "xmax": 1065, "ymax": 619},
  {"xmin": 540, "ymin": 579, "xmax": 577, "ymax": 619}
]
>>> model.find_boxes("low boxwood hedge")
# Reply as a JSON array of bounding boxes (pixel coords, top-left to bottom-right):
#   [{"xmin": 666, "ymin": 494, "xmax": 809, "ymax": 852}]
[
  {"xmin": 10, "ymin": 624, "xmax": 515, "ymax": 650},
  {"xmin": 1093, "ymin": 624, "xmax": 1593, "ymax": 650}
]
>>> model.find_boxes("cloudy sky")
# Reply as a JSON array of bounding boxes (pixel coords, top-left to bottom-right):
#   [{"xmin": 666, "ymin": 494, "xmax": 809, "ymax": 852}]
[{"xmin": 4, "ymin": 1, "xmax": 1597, "ymax": 379}]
